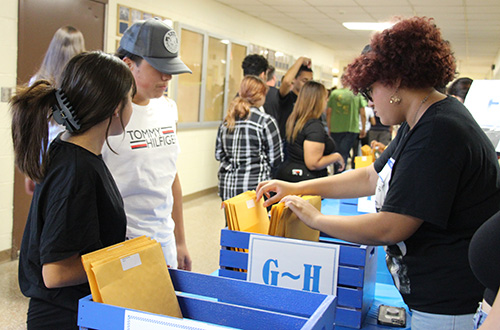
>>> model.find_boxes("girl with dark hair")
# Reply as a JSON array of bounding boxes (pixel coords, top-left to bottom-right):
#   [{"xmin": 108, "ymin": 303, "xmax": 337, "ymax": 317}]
[
  {"xmin": 257, "ymin": 17, "xmax": 500, "ymax": 329},
  {"xmin": 216, "ymin": 75, "xmax": 283, "ymax": 201},
  {"xmin": 24, "ymin": 26, "xmax": 86, "ymax": 194},
  {"xmin": 11, "ymin": 51, "xmax": 135, "ymax": 329},
  {"xmin": 275, "ymin": 80, "xmax": 343, "ymax": 182}
]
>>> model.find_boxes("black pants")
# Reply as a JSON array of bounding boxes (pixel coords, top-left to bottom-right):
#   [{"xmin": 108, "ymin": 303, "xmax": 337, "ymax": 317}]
[{"xmin": 27, "ymin": 298, "xmax": 78, "ymax": 330}]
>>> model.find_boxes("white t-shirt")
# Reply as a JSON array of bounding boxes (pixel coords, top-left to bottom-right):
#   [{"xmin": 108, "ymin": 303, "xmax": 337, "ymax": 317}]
[
  {"xmin": 102, "ymin": 96, "xmax": 180, "ymax": 267},
  {"xmin": 360, "ymin": 106, "xmax": 374, "ymax": 131}
]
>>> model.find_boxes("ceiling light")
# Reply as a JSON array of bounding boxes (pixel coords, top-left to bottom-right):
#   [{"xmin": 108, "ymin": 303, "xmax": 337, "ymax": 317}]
[{"xmin": 342, "ymin": 22, "xmax": 393, "ymax": 31}]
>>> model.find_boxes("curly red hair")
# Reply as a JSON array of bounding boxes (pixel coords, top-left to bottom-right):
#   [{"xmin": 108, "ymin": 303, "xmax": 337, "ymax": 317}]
[{"xmin": 342, "ymin": 17, "xmax": 456, "ymax": 92}]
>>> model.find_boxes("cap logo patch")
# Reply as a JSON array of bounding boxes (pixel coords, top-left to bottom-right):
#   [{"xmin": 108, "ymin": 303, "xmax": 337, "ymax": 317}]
[{"xmin": 163, "ymin": 30, "xmax": 179, "ymax": 54}]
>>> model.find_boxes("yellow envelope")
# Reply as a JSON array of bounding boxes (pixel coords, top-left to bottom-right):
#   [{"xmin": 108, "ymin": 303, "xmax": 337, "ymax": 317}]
[
  {"xmin": 82, "ymin": 236, "xmax": 152, "ymax": 303},
  {"xmin": 355, "ymin": 155, "xmax": 374, "ymax": 169},
  {"xmin": 283, "ymin": 195, "xmax": 321, "ymax": 242},
  {"xmin": 91, "ymin": 242, "xmax": 182, "ymax": 318}
]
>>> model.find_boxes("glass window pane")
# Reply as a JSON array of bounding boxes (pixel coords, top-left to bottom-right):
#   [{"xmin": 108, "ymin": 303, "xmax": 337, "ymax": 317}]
[
  {"xmin": 228, "ymin": 43, "xmax": 247, "ymax": 109},
  {"xmin": 178, "ymin": 29, "xmax": 203, "ymax": 123},
  {"xmin": 204, "ymin": 37, "xmax": 227, "ymax": 122}
]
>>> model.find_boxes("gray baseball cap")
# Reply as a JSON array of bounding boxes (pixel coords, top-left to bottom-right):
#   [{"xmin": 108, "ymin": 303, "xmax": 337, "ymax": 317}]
[{"xmin": 120, "ymin": 18, "xmax": 192, "ymax": 75}]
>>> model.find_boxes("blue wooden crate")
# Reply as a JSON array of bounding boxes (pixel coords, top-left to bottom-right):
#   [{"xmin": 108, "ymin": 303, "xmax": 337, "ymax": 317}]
[
  {"xmin": 219, "ymin": 229, "xmax": 376, "ymax": 329},
  {"xmin": 78, "ymin": 268, "xmax": 336, "ymax": 330}
]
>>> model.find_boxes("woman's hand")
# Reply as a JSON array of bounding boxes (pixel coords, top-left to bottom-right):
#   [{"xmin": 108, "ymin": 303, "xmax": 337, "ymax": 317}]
[
  {"xmin": 370, "ymin": 140, "xmax": 386, "ymax": 153},
  {"xmin": 332, "ymin": 152, "xmax": 345, "ymax": 172},
  {"xmin": 256, "ymin": 180, "xmax": 296, "ymax": 207},
  {"xmin": 281, "ymin": 195, "xmax": 322, "ymax": 229}
]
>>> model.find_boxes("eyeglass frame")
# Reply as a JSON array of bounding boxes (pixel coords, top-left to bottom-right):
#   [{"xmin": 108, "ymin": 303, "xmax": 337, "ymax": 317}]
[{"xmin": 360, "ymin": 87, "xmax": 372, "ymax": 102}]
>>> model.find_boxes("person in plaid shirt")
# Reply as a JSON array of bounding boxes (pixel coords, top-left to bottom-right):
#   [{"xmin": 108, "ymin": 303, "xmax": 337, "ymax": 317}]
[{"xmin": 216, "ymin": 75, "xmax": 283, "ymax": 201}]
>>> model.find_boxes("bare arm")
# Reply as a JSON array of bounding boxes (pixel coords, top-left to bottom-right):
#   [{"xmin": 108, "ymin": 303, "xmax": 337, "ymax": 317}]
[
  {"xmin": 359, "ymin": 107, "xmax": 366, "ymax": 139},
  {"xmin": 326, "ymin": 107, "xmax": 332, "ymax": 132},
  {"xmin": 42, "ymin": 254, "xmax": 87, "ymax": 288},
  {"xmin": 256, "ymin": 164, "xmax": 379, "ymax": 207},
  {"xmin": 303, "ymin": 140, "xmax": 344, "ymax": 171},
  {"xmin": 172, "ymin": 173, "xmax": 192, "ymax": 271},
  {"xmin": 479, "ymin": 288, "xmax": 500, "ymax": 329},
  {"xmin": 282, "ymin": 195, "xmax": 423, "ymax": 245},
  {"xmin": 279, "ymin": 57, "xmax": 311, "ymax": 97}
]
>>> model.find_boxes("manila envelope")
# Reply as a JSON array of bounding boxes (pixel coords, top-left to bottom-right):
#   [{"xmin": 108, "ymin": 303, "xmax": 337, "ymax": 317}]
[
  {"xmin": 91, "ymin": 242, "xmax": 182, "ymax": 318},
  {"xmin": 82, "ymin": 236, "xmax": 153, "ymax": 303}
]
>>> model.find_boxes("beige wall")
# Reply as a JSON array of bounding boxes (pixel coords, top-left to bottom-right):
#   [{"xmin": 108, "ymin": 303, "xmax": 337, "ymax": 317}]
[
  {"xmin": 1, "ymin": 0, "xmax": 337, "ymax": 252},
  {"xmin": 0, "ymin": 0, "xmax": 17, "ymax": 252}
]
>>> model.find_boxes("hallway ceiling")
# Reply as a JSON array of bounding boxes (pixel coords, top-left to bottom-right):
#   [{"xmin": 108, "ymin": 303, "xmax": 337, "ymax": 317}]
[{"xmin": 215, "ymin": 0, "xmax": 500, "ymax": 80}]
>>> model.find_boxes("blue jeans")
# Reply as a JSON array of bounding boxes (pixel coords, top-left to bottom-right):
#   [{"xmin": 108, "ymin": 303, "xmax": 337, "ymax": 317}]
[
  {"xmin": 472, "ymin": 303, "xmax": 488, "ymax": 329},
  {"xmin": 330, "ymin": 132, "xmax": 357, "ymax": 171},
  {"xmin": 411, "ymin": 309, "xmax": 474, "ymax": 330}
]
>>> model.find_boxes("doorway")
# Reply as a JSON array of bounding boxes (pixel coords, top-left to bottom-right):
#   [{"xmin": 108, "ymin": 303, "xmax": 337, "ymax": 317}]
[{"xmin": 13, "ymin": 0, "xmax": 107, "ymax": 259}]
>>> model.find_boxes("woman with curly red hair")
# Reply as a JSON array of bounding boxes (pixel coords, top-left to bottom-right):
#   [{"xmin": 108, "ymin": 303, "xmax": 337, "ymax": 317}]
[{"xmin": 256, "ymin": 16, "xmax": 500, "ymax": 329}]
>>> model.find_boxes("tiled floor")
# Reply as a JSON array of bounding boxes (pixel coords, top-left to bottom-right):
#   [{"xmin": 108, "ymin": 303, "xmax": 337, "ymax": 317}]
[{"xmin": 0, "ymin": 190, "xmax": 225, "ymax": 329}]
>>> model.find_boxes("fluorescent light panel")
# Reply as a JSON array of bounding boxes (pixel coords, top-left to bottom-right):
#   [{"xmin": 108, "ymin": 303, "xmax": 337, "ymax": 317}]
[{"xmin": 342, "ymin": 22, "xmax": 393, "ymax": 31}]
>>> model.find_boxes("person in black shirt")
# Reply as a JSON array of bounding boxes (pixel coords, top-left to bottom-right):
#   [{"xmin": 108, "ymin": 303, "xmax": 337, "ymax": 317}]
[
  {"xmin": 469, "ymin": 210, "xmax": 500, "ymax": 329},
  {"xmin": 257, "ymin": 17, "xmax": 500, "ymax": 330},
  {"xmin": 275, "ymin": 80, "xmax": 344, "ymax": 182},
  {"xmin": 11, "ymin": 51, "xmax": 136, "ymax": 329}
]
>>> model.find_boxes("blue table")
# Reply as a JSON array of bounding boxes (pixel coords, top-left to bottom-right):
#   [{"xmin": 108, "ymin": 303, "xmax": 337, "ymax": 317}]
[{"xmin": 322, "ymin": 198, "xmax": 411, "ymax": 329}]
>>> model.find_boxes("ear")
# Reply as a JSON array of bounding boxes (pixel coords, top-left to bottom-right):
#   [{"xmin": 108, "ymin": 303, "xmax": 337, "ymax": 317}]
[{"xmin": 123, "ymin": 57, "xmax": 136, "ymax": 70}]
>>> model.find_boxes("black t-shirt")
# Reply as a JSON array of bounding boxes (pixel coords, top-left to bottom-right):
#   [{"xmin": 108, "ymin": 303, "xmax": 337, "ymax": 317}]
[
  {"xmin": 263, "ymin": 86, "xmax": 280, "ymax": 122},
  {"xmin": 371, "ymin": 115, "xmax": 390, "ymax": 131},
  {"xmin": 19, "ymin": 138, "xmax": 127, "ymax": 313},
  {"xmin": 469, "ymin": 210, "xmax": 500, "ymax": 306},
  {"xmin": 287, "ymin": 118, "xmax": 335, "ymax": 178},
  {"xmin": 374, "ymin": 96, "xmax": 500, "ymax": 314},
  {"xmin": 278, "ymin": 91, "xmax": 298, "ymax": 141}
]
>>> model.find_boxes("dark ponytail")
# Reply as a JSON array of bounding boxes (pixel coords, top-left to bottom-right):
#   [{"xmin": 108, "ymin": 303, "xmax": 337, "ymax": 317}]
[
  {"xmin": 11, "ymin": 80, "xmax": 57, "ymax": 183},
  {"xmin": 11, "ymin": 51, "xmax": 136, "ymax": 182}
]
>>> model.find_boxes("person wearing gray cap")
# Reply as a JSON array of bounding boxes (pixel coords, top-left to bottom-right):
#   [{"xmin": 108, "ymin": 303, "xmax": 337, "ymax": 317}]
[{"xmin": 102, "ymin": 18, "xmax": 192, "ymax": 271}]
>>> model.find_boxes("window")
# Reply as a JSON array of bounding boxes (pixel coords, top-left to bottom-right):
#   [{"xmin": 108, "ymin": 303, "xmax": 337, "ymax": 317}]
[
  {"xmin": 177, "ymin": 29, "xmax": 203, "ymax": 123},
  {"xmin": 204, "ymin": 37, "xmax": 227, "ymax": 122},
  {"xmin": 175, "ymin": 24, "xmax": 247, "ymax": 126}
]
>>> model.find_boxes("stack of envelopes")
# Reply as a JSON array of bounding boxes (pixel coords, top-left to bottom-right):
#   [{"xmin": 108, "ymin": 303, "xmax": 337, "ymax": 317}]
[
  {"xmin": 223, "ymin": 191, "xmax": 321, "ymax": 242},
  {"xmin": 81, "ymin": 236, "xmax": 182, "ymax": 318},
  {"xmin": 269, "ymin": 195, "xmax": 321, "ymax": 242},
  {"xmin": 222, "ymin": 190, "xmax": 269, "ymax": 235}
]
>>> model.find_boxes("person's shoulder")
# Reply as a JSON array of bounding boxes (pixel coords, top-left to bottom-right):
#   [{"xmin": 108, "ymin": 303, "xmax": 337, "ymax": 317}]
[
  {"xmin": 251, "ymin": 107, "xmax": 279, "ymax": 126},
  {"xmin": 47, "ymin": 141, "xmax": 102, "ymax": 183},
  {"xmin": 153, "ymin": 95, "xmax": 177, "ymax": 107}
]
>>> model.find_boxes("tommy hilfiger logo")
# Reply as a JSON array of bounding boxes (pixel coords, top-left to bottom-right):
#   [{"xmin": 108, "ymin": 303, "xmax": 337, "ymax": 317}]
[{"xmin": 127, "ymin": 126, "xmax": 176, "ymax": 150}]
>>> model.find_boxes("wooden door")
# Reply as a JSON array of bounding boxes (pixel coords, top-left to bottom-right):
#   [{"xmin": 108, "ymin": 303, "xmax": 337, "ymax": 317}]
[{"xmin": 13, "ymin": 0, "xmax": 107, "ymax": 259}]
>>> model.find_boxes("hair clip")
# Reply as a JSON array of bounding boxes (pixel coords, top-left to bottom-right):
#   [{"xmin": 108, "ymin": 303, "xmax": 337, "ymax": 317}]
[{"xmin": 52, "ymin": 89, "xmax": 81, "ymax": 133}]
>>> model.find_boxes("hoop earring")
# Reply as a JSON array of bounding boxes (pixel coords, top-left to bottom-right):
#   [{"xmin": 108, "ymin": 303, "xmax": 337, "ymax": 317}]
[{"xmin": 390, "ymin": 88, "xmax": 402, "ymax": 104}]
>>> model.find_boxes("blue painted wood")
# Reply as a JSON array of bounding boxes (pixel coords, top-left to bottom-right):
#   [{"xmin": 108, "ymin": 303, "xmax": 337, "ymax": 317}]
[
  {"xmin": 177, "ymin": 295, "xmax": 308, "ymax": 330},
  {"xmin": 335, "ymin": 306, "xmax": 363, "ymax": 328},
  {"xmin": 170, "ymin": 269, "xmax": 327, "ymax": 317},
  {"xmin": 302, "ymin": 295, "xmax": 337, "ymax": 330},
  {"xmin": 219, "ymin": 267, "xmax": 247, "ymax": 280},
  {"xmin": 220, "ymin": 229, "xmax": 250, "ymax": 249},
  {"xmin": 78, "ymin": 295, "xmax": 126, "ymax": 330},
  {"xmin": 338, "ymin": 265, "xmax": 364, "ymax": 287},
  {"xmin": 340, "ymin": 198, "xmax": 358, "ymax": 205},
  {"xmin": 219, "ymin": 248, "xmax": 248, "ymax": 269},
  {"xmin": 219, "ymin": 248, "xmax": 367, "ymax": 288},
  {"xmin": 219, "ymin": 222, "xmax": 378, "ymax": 329},
  {"xmin": 78, "ymin": 269, "xmax": 337, "ymax": 330},
  {"xmin": 338, "ymin": 287, "xmax": 363, "ymax": 309}
]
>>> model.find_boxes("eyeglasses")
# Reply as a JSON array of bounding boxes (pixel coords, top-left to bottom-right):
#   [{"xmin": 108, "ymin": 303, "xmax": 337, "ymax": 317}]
[{"xmin": 360, "ymin": 87, "xmax": 372, "ymax": 102}]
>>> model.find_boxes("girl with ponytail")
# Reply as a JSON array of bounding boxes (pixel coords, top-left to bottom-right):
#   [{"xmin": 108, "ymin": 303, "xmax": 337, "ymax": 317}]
[
  {"xmin": 215, "ymin": 75, "xmax": 283, "ymax": 201},
  {"xmin": 11, "ymin": 51, "xmax": 135, "ymax": 329}
]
